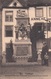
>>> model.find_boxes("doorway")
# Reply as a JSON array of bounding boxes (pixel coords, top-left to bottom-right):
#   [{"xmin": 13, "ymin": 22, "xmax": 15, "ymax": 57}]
[{"xmin": 30, "ymin": 22, "xmax": 45, "ymax": 62}]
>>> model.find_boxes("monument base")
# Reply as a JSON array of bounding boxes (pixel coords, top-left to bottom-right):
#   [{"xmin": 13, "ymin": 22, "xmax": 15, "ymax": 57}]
[{"xmin": 13, "ymin": 39, "xmax": 32, "ymax": 64}]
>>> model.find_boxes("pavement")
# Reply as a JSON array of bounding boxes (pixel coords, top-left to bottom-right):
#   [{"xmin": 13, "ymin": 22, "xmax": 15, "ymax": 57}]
[{"xmin": 0, "ymin": 61, "xmax": 51, "ymax": 79}]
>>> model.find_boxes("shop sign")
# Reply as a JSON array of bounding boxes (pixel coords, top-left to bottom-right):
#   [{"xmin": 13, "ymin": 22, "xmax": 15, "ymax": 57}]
[{"xmin": 31, "ymin": 17, "xmax": 51, "ymax": 20}]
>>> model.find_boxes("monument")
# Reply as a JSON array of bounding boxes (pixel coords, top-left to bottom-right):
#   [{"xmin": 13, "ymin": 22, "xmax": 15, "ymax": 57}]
[{"xmin": 13, "ymin": 23, "xmax": 32, "ymax": 64}]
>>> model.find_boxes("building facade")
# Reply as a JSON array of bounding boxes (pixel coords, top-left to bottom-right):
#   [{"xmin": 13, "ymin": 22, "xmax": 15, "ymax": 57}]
[
  {"xmin": 29, "ymin": 6, "xmax": 51, "ymax": 50},
  {"xmin": 1, "ymin": 0, "xmax": 51, "ymax": 63}
]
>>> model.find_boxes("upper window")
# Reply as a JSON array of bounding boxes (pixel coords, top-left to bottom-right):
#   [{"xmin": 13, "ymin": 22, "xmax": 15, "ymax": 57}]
[
  {"xmin": 49, "ymin": 8, "xmax": 51, "ymax": 17},
  {"xmin": 5, "ymin": 11, "xmax": 13, "ymax": 22},
  {"xmin": 5, "ymin": 25, "xmax": 13, "ymax": 37},
  {"xmin": 35, "ymin": 8, "xmax": 43, "ymax": 17}
]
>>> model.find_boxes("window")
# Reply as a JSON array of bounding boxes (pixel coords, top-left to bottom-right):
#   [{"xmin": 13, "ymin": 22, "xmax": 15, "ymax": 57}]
[
  {"xmin": 34, "ymin": 23, "xmax": 44, "ymax": 31},
  {"xmin": 47, "ymin": 39, "xmax": 51, "ymax": 49},
  {"xmin": 48, "ymin": 23, "xmax": 51, "ymax": 31},
  {"xmin": 35, "ymin": 8, "xmax": 43, "ymax": 17},
  {"xmin": 49, "ymin": 8, "xmax": 51, "ymax": 17},
  {"xmin": 5, "ymin": 11, "xmax": 13, "ymax": 22},
  {"xmin": 44, "ymin": 23, "xmax": 51, "ymax": 31},
  {"xmin": 5, "ymin": 26, "xmax": 13, "ymax": 37},
  {"xmin": 34, "ymin": 23, "xmax": 45, "ymax": 39},
  {"xmin": 49, "ymin": 40, "xmax": 51, "ymax": 49}
]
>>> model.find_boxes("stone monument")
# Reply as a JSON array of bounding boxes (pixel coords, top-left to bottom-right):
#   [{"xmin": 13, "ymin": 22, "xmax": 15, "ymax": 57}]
[{"xmin": 13, "ymin": 23, "xmax": 32, "ymax": 64}]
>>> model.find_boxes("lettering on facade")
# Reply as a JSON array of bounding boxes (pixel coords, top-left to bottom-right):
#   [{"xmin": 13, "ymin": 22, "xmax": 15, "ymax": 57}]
[{"xmin": 31, "ymin": 17, "xmax": 51, "ymax": 20}]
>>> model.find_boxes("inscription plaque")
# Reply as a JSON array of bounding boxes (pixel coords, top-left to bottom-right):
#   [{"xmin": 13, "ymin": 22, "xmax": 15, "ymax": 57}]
[{"xmin": 16, "ymin": 46, "xmax": 28, "ymax": 56}]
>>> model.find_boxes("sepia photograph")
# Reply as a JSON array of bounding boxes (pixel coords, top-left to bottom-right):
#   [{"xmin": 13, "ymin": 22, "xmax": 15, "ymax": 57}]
[{"xmin": 0, "ymin": 0, "xmax": 51, "ymax": 79}]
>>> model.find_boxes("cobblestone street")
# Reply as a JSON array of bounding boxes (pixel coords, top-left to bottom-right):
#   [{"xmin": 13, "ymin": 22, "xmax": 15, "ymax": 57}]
[{"xmin": 0, "ymin": 61, "xmax": 51, "ymax": 79}]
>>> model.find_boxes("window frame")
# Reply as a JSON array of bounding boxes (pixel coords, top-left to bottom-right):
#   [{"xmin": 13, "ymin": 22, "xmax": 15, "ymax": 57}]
[
  {"xmin": 35, "ymin": 8, "xmax": 43, "ymax": 17},
  {"xmin": 44, "ymin": 23, "xmax": 51, "ymax": 31},
  {"xmin": 49, "ymin": 8, "xmax": 51, "ymax": 17},
  {"xmin": 5, "ymin": 25, "xmax": 13, "ymax": 37},
  {"xmin": 5, "ymin": 11, "xmax": 13, "ymax": 22},
  {"xmin": 47, "ymin": 23, "xmax": 51, "ymax": 31}
]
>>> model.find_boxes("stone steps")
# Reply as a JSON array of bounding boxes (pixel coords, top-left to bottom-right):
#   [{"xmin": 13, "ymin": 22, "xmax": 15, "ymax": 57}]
[{"xmin": 1, "ymin": 61, "xmax": 41, "ymax": 67}]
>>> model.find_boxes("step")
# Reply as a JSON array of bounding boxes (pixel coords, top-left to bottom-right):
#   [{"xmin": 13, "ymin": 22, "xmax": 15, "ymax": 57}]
[{"xmin": 1, "ymin": 62, "xmax": 41, "ymax": 67}]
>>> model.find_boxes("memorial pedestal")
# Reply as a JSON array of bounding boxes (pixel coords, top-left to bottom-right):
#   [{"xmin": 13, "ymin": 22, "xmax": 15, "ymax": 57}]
[
  {"xmin": 37, "ymin": 51, "xmax": 41, "ymax": 64},
  {"xmin": 2, "ymin": 54, "xmax": 6, "ymax": 64},
  {"xmin": 13, "ymin": 39, "xmax": 32, "ymax": 64}
]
